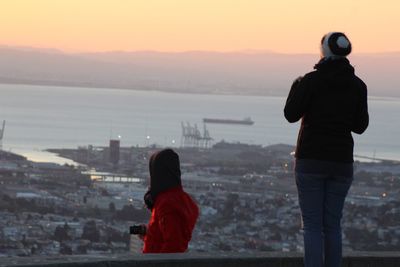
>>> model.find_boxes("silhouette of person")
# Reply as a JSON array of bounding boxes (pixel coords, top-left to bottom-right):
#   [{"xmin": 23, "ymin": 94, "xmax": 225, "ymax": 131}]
[
  {"xmin": 284, "ymin": 32, "xmax": 369, "ymax": 267},
  {"xmin": 141, "ymin": 148, "xmax": 199, "ymax": 253}
]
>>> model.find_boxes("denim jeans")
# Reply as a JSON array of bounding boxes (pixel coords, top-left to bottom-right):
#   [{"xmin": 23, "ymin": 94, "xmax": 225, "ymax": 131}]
[{"xmin": 295, "ymin": 159, "xmax": 353, "ymax": 267}]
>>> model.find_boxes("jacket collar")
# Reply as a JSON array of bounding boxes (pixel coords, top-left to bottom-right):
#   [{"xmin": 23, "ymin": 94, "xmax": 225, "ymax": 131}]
[{"xmin": 314, "ymin": 57, "xmax": 355, "ymax": 77}]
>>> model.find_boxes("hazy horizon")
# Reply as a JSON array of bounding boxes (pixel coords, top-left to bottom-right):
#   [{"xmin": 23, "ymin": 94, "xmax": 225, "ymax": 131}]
[
  {"xmin": 1, "ymin": 45, "xmax": 400, "ymax": 98},
  {"xmin": 3, "ymin": 43, "xmax": 400, "ymax": 55}
]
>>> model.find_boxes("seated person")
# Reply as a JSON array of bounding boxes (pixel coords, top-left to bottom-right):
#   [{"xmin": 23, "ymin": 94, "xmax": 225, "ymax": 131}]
[{"xmin": 140, "ymin": 148, "xmax": 199, "ymax": 253}]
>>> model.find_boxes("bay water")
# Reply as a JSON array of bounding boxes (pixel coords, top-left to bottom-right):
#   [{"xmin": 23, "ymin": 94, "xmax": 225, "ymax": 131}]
[{"xmin": 1, "ymin": 83, "xmax": 399, "ymax": 163}]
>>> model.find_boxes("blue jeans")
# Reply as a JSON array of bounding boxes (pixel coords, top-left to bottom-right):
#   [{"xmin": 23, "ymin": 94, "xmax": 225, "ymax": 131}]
[{"xmin": 295, "ymin": 160, "xmax": 353, "ymax": 267}]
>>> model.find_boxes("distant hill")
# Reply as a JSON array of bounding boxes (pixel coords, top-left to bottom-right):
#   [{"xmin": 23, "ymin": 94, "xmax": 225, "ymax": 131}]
[{"xmin": 0, "ymin": 46, "xmax": 399, "ymax": 97}]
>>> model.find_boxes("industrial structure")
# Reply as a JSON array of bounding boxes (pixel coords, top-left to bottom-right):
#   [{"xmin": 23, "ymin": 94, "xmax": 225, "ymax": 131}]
[
  {"xmin": 180, "ymin": 122, "xmax": 212, "ymax": 148},
  {"xmin": 109, "ymin": 139, "xmax": 120, "ymax": 166},
  {"xmin": 0, "ymin": 120, "xmax": 5, "ymax": 150}
]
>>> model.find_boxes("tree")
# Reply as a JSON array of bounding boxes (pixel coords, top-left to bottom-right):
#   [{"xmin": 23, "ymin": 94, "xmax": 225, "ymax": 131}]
[
  {"xmin": 54, "ymin": 223, "xmax": 71, "ymax": 242},
  {"xmin": 222, "ymin": 193, "xmax": 239, "ymax": 219},
  {"xmin": 81, "ymin": 220, "xmax": 100, "ymax": 242},
  {"xmin": 114, "ymin": 204, "xmax": 150, "ymax": 221},
  {"xmin": 77, "ymin": 244, "xmax": 87, "ymax": 254},
  {"xmin": 60, "ymin": 244, "xmax": 73, "ymax": 255},
  {"xmin": 109, "ymin": 202, "xmax": 116, "ymax": 213}
]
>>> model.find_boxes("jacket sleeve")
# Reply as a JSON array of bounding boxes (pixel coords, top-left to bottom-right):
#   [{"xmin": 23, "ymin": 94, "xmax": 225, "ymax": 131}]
[
  {"xmin": 142, "ymin": 210, "xmax": 159, "ymax": 253},
  {"xmin": 158, "ymin": 211, "xmax": 187, "ymax": 253},
  {"xmin": 284, "ymin": 75, "xmax": 312, "ymax": 123},
  {"xmin": 352, "ymin": 84, "xmax": 369, "ymax": 134}
]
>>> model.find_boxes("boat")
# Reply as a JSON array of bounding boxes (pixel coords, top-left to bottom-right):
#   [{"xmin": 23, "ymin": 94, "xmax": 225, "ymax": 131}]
[{"xmin": 203, "ymin": 117, "xmax": 254, "ymax": 125}]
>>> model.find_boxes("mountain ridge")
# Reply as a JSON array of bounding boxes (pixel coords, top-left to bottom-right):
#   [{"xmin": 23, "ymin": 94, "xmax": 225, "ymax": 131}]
[{"xmin": 1, "ymin": 46, "xmax": 399, "ymax": 97}]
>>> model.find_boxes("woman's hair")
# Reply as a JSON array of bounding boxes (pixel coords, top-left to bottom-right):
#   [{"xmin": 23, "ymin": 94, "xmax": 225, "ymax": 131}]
[{"xmin": 144, "ymin": 148, "xmax": 182, "ymax": 209}]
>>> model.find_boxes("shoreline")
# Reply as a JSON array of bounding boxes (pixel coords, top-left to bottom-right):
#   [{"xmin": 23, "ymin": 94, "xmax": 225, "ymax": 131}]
[
  {"xmin": 1, "ymin": 82, "xmax": 399, "ymax": 100},
  {"xmin": 5, "ymin": 145, "xmax": 399, "ymax": 166}
]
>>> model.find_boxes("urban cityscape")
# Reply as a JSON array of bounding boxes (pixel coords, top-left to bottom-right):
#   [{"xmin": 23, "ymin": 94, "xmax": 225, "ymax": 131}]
[{"xmin": 1, "ymin": 120, "xmax": 399, "ymax": 257}]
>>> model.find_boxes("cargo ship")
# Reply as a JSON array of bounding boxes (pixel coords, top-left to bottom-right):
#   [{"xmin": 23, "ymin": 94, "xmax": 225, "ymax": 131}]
[{"xmin": 203, "ymin": 117, "xmax": 254, "ymax": 125}]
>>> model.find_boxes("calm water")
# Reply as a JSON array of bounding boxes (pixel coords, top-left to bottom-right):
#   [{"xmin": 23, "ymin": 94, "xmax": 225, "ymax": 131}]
[{"xmin": 1, "ymin": 84, "xmax": 400, "ymax": 163}]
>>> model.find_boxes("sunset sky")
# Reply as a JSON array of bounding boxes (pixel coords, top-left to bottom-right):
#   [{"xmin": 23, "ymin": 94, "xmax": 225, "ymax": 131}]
[{"xmin": 0, "ymin": 0, "xmax": 399, "ymax": 53}]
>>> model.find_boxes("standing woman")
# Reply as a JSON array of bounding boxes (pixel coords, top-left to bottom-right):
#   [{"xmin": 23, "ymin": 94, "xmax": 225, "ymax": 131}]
[{"xmin": 284, "ymin": 32, "xmax": 369, "ymax": 267}]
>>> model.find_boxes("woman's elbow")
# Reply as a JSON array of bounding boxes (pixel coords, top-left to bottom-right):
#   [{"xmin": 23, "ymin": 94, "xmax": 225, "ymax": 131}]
[
  {"xmin": 284, "ymin": 109, "xmax": 300, "ymax": 123},
  {"xmin": 352, "ymin": 120, "xmax": 369, "ymax": 135}
]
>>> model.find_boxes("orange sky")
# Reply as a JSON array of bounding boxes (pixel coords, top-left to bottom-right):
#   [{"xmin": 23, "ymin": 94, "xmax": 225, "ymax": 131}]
[{"xmin": 0, "ymin": 0, "xmax": 399, "ymax": 53}]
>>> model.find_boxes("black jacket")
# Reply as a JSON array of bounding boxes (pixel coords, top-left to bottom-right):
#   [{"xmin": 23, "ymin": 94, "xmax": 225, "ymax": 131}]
[{"xmin": 284, "ymin": 58, "xmax": 369, "ymax": 163}]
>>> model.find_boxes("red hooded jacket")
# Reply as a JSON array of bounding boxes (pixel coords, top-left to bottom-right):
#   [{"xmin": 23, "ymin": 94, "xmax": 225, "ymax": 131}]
[{"xmin": 143, "ymin": 185, "xmax": 199, "ymax": 253}]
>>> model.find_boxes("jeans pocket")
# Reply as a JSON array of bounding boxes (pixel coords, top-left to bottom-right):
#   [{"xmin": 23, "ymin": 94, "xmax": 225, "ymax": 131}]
[{"xmin": 295, "ymin": 172, "xmax": 326, "ymax": 192}]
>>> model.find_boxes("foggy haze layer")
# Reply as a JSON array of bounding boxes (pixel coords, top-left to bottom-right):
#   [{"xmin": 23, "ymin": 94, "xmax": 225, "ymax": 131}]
[{"xmin": 0, "ymin": 46, "xmax": 399, "ymax": 97}]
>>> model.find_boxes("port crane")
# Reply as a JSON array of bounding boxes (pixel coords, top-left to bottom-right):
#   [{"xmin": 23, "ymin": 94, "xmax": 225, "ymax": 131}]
[{"xmin": 181, "ymin": 121, "xmax": 213, "ymax": 148}]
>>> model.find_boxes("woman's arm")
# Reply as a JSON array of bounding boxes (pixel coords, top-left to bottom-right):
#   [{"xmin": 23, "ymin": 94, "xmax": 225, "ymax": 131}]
[{"xmin": 284, "ymin": 75, "xmax": 312, "ymax": 123}]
